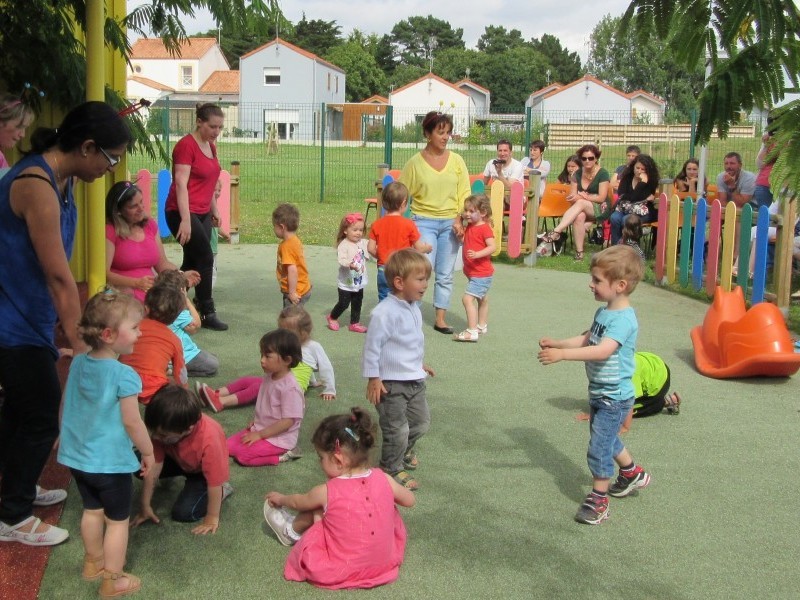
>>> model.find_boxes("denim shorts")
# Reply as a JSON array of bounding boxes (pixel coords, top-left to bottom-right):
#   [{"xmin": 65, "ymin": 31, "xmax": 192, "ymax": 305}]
[
  {"xmin": 586, "ymin": 396, "xmax": 634, "ymax": 479},
  {"xmin": 465, "ymin": 275, "xmax": 493, "ymax": 299}
]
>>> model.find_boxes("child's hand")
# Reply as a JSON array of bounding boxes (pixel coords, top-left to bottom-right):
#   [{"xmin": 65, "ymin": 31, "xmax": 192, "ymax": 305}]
[
  {"xmin": 539, "ymin": 337, "xmax": 557, "ymax": 349},
  {"xmin": 265, "ymin": 491, "xmax": 284, "ymax": 508},
  {"xmin": 423, "ymin": 365, "xmax": 435, "ymax": 377},
  {"xmin": 466, "ymin": 249, "xmax": 476, "ymax": 259},
  {"xmin": 217, "ymin": 227, "xmax": 230, "ymax": 241},
  {"xmin": 241, "ymin": 430, "xmax": 262, "ymax": 446},
  {"xmin": 538, "ymin": 347, "xmax": 564, "ymax": 365},
  {"xmin": 320, "ymin": 392, "xmax": 335, "ymax": 402},
  {"xmin": 192, "ymin": 516, "xmax": 219, "ymax": 535},
  {"xmin": 288, "ymin": 291, "xmax": 300, "ymax": 305},
  {"xmin": 366, "ymin": 378, "xmax": 386, "ymax": 405},
  {"xmin": 420, "ymin": 242, "xmax": 433, "ymax": 253},
  {"xmin": 131, "ymin": 507, "xmax": 160, "ymax": 528},
  {"xmin": 58, "ymin": 347, "xmax": 74, "ymax": 359},
  {"xmin": 136, "ymin": 275, "xmax": 155, "ymax": 293},
  {"xmin": 139, "ymin": 453, "xmax": 155, "ymax": 478}
]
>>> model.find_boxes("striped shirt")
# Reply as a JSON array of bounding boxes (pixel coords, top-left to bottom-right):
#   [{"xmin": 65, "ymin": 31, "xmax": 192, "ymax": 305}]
[{"xmin": 585, "ymin": 307, "xmax": 638, "ymax": 401}]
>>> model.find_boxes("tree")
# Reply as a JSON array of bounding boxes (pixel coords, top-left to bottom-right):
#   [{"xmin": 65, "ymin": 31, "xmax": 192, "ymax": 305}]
[
  {"xmin": 530, "ymin": 34, "xmax": 582, "ymax": 84},
  {"xmin": 287, "ymin": 13, "xmax": 342, "ymax": 57},
  {"xmin": 387, "ymin": 15, "xmax": 465, "ymax": 69},
  {"xmin": 476, "ymin": 26, "xmax": 526, "ymax": 54},
  {"xmin": 480, "ymin": 46, "xmax": 551, "ymax": 111},
  {"xmin": 326, "ymin": 42, "xmax": 387, "ymax": 102}
]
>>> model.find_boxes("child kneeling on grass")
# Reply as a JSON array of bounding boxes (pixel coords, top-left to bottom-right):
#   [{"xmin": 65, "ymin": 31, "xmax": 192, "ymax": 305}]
[
  {"xmin": 132, "ymin": 385, "xmax": 232, "ymax": 535},
  {"xmin": 264, "ymin": 408, "xmax": 414, "ymax": 589}
]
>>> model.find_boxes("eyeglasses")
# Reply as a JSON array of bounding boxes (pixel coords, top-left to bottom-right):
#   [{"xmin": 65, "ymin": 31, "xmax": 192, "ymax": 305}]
[
  {"xmin": 581, "ymin": 155, "xmax": 596, "ymax": 162},
  {"xmin": 98, "ymin": 147, "xmax": 121, "ymax": 168}
]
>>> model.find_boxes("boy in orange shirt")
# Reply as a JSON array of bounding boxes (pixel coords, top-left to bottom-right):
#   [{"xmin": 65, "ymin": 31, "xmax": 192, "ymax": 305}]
[
  {"xmin": 368, "ymin": 182, "xmax": 431, "ymax": 301},
  {"xmin": 273, "ymin": 203, "xmax": 312, "ymax": 307}
]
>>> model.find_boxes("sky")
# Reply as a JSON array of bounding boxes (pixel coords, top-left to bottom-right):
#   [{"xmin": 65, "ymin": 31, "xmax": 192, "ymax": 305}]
[{"xmin": 128, "ymin": 0, "xmax": 634, "ymax": 62}]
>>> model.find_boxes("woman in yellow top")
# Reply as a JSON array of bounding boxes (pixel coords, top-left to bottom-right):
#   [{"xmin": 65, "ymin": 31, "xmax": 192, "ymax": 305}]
[{"xmin": 399, "ymin": 112, "xmax": 471, "ymax": 334}]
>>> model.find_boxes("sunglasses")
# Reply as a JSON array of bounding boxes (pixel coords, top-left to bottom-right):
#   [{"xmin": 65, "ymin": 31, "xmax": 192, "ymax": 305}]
[
  {"xmin": 98, "ymin": 147, "xmax": 121, "ymax": 168},
  {"xmin": 581, "ymin": 155, "xmax": 596, "ymax": 162}
]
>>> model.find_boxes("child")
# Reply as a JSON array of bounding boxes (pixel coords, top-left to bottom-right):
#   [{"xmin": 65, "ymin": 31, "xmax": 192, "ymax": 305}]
[
  {"xmin": 273, "ymin": 203, "xmax": 311, "ymax": 307},
  {"xmin": 132, "ymin": 385, "xmax": 232, "ymax": 535},
  {"xmin": 157, "ymin": 270, "xmax": 219, "ymax": 377},
  {"xmin": 368, "ymin": 181, "xmax": 431, "ymax": 301},
  {"xmin": 197, "ymin": 306, "xmax": 335, "ymax": 413},
  {"xmin": 362, "ymin": 249, "xmax": 435, "ymax": 491},
  {"xmin": 226, "ymin": 329, "xmax": 305, "ymax": 466},
  {"xmin": 119, "ymin": 281, "xmax": 187, "ymax": 403},
  {"xmin": 327, "ymin": 212, "xmax": 370, "ymax": 333},
  {"xmin": 538, "ymin": 245, "xmax": 650, "ymax": 525},
  {"xmin": 264, "ymin": 408, "xmax": 415, "ymax": 589},
  {"xmin": 57, "ymin": 290, "xmax": 154, "ymax": 597},
  {"xmin": 454, "ymin": 194, "xmax": 496, "ymax": 342},
  {"xmin": 622, "ymin": 213, "xmax": 645, "ymax": 260}
]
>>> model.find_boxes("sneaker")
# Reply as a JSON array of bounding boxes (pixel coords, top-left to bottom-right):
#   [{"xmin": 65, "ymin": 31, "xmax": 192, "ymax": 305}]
[
  {"xmin": 33, "ymin": 485, "xmax": 67, "ymax": 507},
  {"xmin": 221, "ymin": 482, "xmax": 234, "ymax": 501},
  {"xmin": 574, "ymin": 494, "xmax": 609, "ymax": 525},
  {"xmin": 348, "ymin": 323, "xmax": 367, "ymax": 333},
  {"xmin": 278, "ymin": 446, "xmax": 303, "ymax": 463},
  {"xmin": 453, "ymin": 329, "xmax": 479, "ymax": 342},
  {"xmin": 403, "ymin": 450, "xmax": 419, "ymax": 471},
  {"xmin": 263, "ymin": 503, "xmax": 296, "ymax": 546},
  {"xmin": 198, "ymin": 383, "xmax": 223, "ymax": 413},
  {"xmin": 326, "ymin": 314, "xmax": 340, "ymax": 331},
  {"xmin": 0, "ymin": 516, "xmax": 69, "ymax": 546},
  {"xmin": 608, "ymin": 468, "xmax": 651, "ymax": 498}
]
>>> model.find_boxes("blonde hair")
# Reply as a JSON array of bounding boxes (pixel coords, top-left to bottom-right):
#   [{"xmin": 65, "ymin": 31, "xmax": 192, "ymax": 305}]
[
  {"xmin": 277, "ymin": 305, "xmax": 313, "ymax": 344},
  {"xmin": 78, "ymin": 289, "xmax": 143, "ymax": 350},
  {"xmin": 464, "ymin": 194, "xmax": 493, "ymax": 227},
  {"xmin": 384, "ymin": 248, "xmax": 432, "ymax": 291},
  {"xmin": 590, "ymin": 245, "xmax": 644, "ymax": 294},
  {"xmin": 0, "ymin": 93, "xmax": 34, "ymax": 128}
]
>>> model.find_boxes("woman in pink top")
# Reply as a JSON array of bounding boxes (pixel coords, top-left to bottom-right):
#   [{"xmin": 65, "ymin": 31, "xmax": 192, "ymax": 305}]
[{"xmin": 264, "ymin": 408, "xmax": 415, "ymax": 589}]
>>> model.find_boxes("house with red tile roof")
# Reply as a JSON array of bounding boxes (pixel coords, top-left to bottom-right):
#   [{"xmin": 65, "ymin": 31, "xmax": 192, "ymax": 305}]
[{"xmin": 388, "ymin": 74, "xmax": 475, "ymax": 136}]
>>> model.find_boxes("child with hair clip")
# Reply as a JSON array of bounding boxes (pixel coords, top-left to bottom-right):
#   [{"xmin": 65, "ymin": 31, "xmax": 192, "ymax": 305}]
[
  {"xmin": 226, "ymin": 329, "xmax": 305, "ymax": 466},
  {"xmin": 327, "ymin": 212, "xmax": 370, "ymax": 333},
  {"xmin": 57, "ymin": 290, "xmax": 154, "ymax": 597},
  {"xmin": 622, "ymin": 214, "xmax": 645, "ymax": 260},
  {"xmin": 454, "ymin": 194, "xmax": 496, "ymax": 343},
  {"xmin": 264, "ymin": 407, "xmax": 415, "ymax": 589},
  {"xmin": 197, "ymin": 306, "xmax": 335, "ymax": 414}
]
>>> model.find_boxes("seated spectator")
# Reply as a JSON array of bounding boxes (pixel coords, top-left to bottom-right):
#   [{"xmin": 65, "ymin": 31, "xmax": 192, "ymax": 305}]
[
  {"xmin": 482, "ymin": 139, "xmax": 524, "ymax": 190},
  {"xmin": 610, "ymin": 145, "xmax": 640, "ymax": 194},
  {"xmin": 520, "ymin": 140, "xmax": 551, "ymax": 197},
  {"xmin": 673, "ymin": 158, "xmax": 706, "ymax": 197},
  {"xmin": 610, "ymin": 154, "xmax": 659, "ymax": 245},
  {"xmin": 754, "ymin": 117, "xmax": 777, "ymax": 209},
  {"xmin": 716, "ymin": 152, "xmax": 756, "ymax": 208},
  {"xmin": 556, "ymin": 155, "xmax": 581, "ymax": 184}
]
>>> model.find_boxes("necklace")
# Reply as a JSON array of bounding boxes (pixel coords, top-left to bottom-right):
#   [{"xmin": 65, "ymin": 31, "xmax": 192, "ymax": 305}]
[{"xmin": 50, "ymin": 152, "xmax": 62, "ymax": 183}]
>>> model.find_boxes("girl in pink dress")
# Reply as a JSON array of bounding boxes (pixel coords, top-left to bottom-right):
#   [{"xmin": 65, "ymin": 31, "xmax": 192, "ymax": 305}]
[{"xmin": 264, "ymin": 408, "xmax": 415, "ymax": 589}]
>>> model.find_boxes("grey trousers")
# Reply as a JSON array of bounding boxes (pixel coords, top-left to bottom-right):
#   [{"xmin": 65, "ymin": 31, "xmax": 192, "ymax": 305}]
[
  {"xmin": 375, "ymin": 379, "xmax": 430, "ymax": 474},
  {"xmin": 186, "ymin": 349, "xmax": 219, "ymax": 377}
]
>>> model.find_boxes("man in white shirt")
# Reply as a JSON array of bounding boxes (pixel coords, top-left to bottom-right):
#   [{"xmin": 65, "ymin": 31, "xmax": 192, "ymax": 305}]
[{"xmin": 483, "ymin": 139, "xmax": 524, "ymax": 190}]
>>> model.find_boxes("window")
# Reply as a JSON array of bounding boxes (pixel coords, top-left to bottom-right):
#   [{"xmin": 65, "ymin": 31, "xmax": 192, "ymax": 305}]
[
  {"xmin": 180, "ymin": 65, "xmax": 193, "ymax": 88},
  {"xmin": 264, "ymin": 67, "xmax": 281, "ymax": 86},
  {"xmin": 335, "ymin": 76, "xmax": 339, "ymax": 94},
  {"xmin": 327, "ymin": 73, "xmax": 331, "ymax": 91}
]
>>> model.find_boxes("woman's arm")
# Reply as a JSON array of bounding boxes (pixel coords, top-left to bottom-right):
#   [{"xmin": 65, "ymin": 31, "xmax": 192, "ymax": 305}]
[{"xmin": 173, "ymin": 163, "xmax": 193, "ymax": 244}]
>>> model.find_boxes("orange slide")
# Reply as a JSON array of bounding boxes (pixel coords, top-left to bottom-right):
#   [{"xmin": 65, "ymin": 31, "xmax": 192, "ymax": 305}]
[{"xmin": 690, "ymin": 286, "xmax": 800, "ymax": 378}]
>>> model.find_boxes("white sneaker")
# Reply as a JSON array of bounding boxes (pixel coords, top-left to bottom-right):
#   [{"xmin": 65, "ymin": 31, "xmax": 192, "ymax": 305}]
[
  {"xmin": 0, "ymin": 516, "xmax": 69, "ymax": 546},
  {"xmin": 33, "ymin": 485, "xmax": 67, "ymax": 507},
  {"xmin": 221, "ymin": 482, "xmax": 233, "ymax": 501},
  {"xmin": 278, "ymin": 446, "xmax": 303, "ymax": 463},
  {"xmin": 263, "ymin": 502, "xmax": 296, "ymax": 546}
]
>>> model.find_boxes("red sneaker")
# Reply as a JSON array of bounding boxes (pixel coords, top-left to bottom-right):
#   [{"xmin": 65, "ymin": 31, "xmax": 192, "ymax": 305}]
[
  {"xmin": 198, "ymin": 383, "xmax": 223, "ymax": 413},
  {"xmin": 348, "ymin": 323, "xmax": 367, "ymax": 333},
  {"xmin": 326, "ymin": 314, "xmax": 340, "ymax": 331}
]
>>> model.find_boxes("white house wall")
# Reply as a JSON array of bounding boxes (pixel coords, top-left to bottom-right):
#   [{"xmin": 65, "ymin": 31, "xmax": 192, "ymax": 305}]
[
  {"xmin": 129, "ymin": 58, "xmax": 200, "ymax": 92},
  {"xmin": 390, "ymin": 80, "xmax": 474, "ymax": 135},
  {"xmin": 533, "ymin": 82, "xmax": 631, "ymax": 124},
  {"xmin": 630, "ymin": 97, "xmax": 665, "ymax": 125}
]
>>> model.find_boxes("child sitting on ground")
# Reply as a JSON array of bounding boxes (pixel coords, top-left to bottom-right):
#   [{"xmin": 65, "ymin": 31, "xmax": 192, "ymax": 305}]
[
  {"xmin": 264, "ymin": 407, "xmax": 415, "ymax": 589},
  {"xmin": 197, "ymin": 306, "xmax": 335, "ymax": 412},
  {"xmin": 119, "ymin": 281, "xmax": 187, "ymax": 403},
  {"xmin": 157, "ymin": 270, "xmax": 219, "ymax": 377},
  {"xmin": 622, "ymin": 213, "xmax": 645, "ymax": 260},
  {"xmin": 273, "ymin": 203, "xmax": 311, "ymax": 307},
  {"xmin": 362, "ymin": 249, "xmax": 435, "ymax": 491},
  {"xmin": 454, "ymin": 194, "xmax": 496, "ymax": 343},
  {"xmin": 131, "ymin": 384, "xmax": 232, "ymax": 535},
  {"xmin": 226, "ymin": 329, "xmax": 305, "ymax": 466},
  {"xmin": 327, "ymin": 212, "xmax": 370, "ymax": 333},
  {"xmin": 368, "ymin": 181, "xmax": 431, "ymax": 301},
  {"xmin": 57, "ymin": 289, "xmax": 154, "ymax": 597},
  {"xmin": 539, "ymin": 245, "xmax": 650, "ymax": 525}
]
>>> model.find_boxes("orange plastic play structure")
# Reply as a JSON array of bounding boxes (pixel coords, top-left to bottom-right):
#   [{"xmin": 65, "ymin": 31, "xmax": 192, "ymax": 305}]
[{"xmin": 690, "ymin": 286, "xmax": 800, "ymax": 378}]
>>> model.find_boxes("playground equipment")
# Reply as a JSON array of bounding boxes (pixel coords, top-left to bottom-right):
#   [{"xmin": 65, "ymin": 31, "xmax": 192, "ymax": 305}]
[{"xmin": 690, "ymin": 286, "xmax": 800, "ymax": 378}]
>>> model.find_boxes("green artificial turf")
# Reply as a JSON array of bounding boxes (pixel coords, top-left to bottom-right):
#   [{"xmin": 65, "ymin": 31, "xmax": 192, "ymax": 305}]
[{"xmin": 40, "ymin": 244, "xmax": 800, "ymax": 599}]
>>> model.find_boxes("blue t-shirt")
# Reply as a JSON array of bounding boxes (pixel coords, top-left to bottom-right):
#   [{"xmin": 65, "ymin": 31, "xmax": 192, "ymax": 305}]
[
  {"xmin": 57, "ymin": 354, "xmax": 143, "ymax": 474},
  {"xmin": 584, "ymin": 306, "xmax": 638, "ymax": 401},
  {"xmin": 170, "ymin": 308, "xmax": 200, "ymax": 363}
]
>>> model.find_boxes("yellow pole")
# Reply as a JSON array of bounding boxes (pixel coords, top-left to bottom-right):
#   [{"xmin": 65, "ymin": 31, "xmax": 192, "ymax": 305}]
[{"xmin": 85, "ymin": 0, "xmax": 106, "ymax": 294}]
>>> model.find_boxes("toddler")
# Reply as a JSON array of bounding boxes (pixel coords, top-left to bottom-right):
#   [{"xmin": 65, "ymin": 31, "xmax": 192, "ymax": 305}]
[
  {"xmin": 264, "ymin": 408, "xmax": 415, "ymax": 589},
  {"xmin": 119, "ymin": 281, "xmax": 187, "ymax": 403},
  {"xmin": 454, "ymin": 194, "xmax": 496, "ymax": 343},
  {"xmin": 132, "ymin": 385, "xmax": 232, "ymax": 535},
  {"xmin": 622, "ymin": 213, "xmax": 645, "ymax": 260},
  {"xmin": 368, "ymin": 181, "xmax": 431, "ymax": 301},
  {"xmin": 226, "ymin": 329, "xmax": 305, "ymax": 466},
  {"xmin": 273, "ymin": 203, "xmax": 311, "ymax": 307},
  {"xmin": 362, "ymin": 249, "xmax": 435, "ymax": 491},
  {"xmin": 538, "ymin": 245, "xmax": 650, "ymax": 525},
  {"xmin": 197, "ymin": 306, "xmax": 335, "ymax": 413},
  {"xmin": 57, "ymin": 290, "xmax": 154, "ymax": 597},
  {"xmin": 327, "ymin": 212, "xmax": 369, "ymax": 332}
]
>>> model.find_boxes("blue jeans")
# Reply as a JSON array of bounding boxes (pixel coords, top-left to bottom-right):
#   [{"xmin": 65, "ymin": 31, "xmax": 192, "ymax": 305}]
[
  {"xmin": 753, "ymin": 185, "xmax": 773, "ymax": 210},
  {"xmin": 412, "ymin": 215, "xmax": 459, "ymax": 310},
  {"xmin": 587, "ymin": 396, "xmax": 634, "ymax": 479},
  {"xmin": 610, "ymin": 210, "xmax": 626, "ymax": 245},
  {"xmin": 377, "ymin": 267, "xmax": 389, "ymax": 302}
]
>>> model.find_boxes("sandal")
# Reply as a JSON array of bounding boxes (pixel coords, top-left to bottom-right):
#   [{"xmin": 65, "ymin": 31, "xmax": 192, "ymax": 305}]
[
  {"xmin": 664, "ymin": 392, "xmax": 681, "ymax": 415},
  {"xmin": 574, "ymin": 251, "xmax": 585, "ymax": 261},
  {"xmin": 99, "ymin": 571, "xmax": 141, "ymax": 598},
  {"xmin": 403, "ymin": 450, "xmax": 419, "ymax": 470},
  {"xmin": 542, "ymin": 231, "xmax": 561, "ymax": 244},
  {"xmin": 82, "ymin": 553, "xmax": 104, "ymax": 581},
  {"xmin": 392, "ymin": 470, "xmax": 419, "ymax": 491},
  {"xmin": 453, "ymin": 329, "xmax": 479, "ymax": 342}
]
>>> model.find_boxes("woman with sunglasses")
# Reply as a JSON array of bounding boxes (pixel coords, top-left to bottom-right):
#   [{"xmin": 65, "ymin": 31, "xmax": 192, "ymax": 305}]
[
  {"xmin": 105, "ymin": 181, "xmax": 200, "ymax": 302},
  {"xmin": 0, "ymin": 101, "xmax": 130, "ymax": 546},
  {"xmin": 541, "ymin": 144, "xmax": 610, "ymax": 260}
]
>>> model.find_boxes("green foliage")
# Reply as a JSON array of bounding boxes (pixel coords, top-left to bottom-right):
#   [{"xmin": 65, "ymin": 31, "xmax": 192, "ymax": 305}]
[
  {"xmin": 387, "ymin": 15, "xmax": 465, "ymax": 69},
  {"xmin": 477, "ymin": 26, "xmax": 526, "ymax": 53},
  {"xmin": 530, "ymin": 34, "xmax": 582, "ymax": 84},
  {"xmin": 286, "ymin": 13, "xmax": 342, "ymax": 58},
  {"xmin": 326, "ymin": 42, "xmax": 387, "ymax": 102},
  {"xmin": 392, "ymin": 122, "xmax": 424, "ymax": 143}
]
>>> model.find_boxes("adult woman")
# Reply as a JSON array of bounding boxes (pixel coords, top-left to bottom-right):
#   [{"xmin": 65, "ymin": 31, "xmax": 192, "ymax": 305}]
[
  {"xmin": 399, "ymin": 111, "xmax": 470, "ymax": 334},
  {"xmin": 106, "ymin": 181, "xmax": 200, "ymax": 302},
  {"xmin": 164, "ymin": 103, "xmax": 226, "ymax": 331},
  {"xmin": 0, "ymin": 101, "xmax": 130, "ymax": 546},
  {"xmin": 610, "ymin": 154, "xmax": 660, "ymax": 245},
  {"xmin": 0, "ymin": 93, "xmax": 35, "ymax": 174},
  {"xmin": 673, "ymin": 158, "xmax": 704, "ymax": 197},
  {"xmin": 557, "ymin": 155, "xmax": 581, "ymax": 184},
  {"xmin": 542, "ymin": 144, "xmax": 610, "ymax": 260}
]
